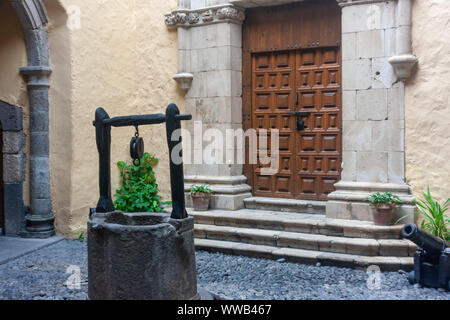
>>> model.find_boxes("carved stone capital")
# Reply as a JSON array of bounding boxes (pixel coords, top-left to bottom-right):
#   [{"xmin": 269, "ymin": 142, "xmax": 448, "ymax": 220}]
[
  {"xmin": 20, "ymin": 66, "xmax": 52, "ymax": 88},
  {"xmin": 388, "ymin": 54, "xmax": 418, "ymax": 81},
  {"xmin": 165, "ymin": 5, "xmax": 245, "ymax": 29}
]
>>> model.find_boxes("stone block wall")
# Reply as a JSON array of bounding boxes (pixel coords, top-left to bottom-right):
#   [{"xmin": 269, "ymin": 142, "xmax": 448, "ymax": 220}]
[
  {"xmin": 340, "ymin": 1, "xmax": 404, "ymax": 185},
  {"xmin": 167, "ymin": 3, "xmax": 252, "ymax": 210},
  {"xmin": 1, "ymin": 101, "xmax": 25, "ymax": 236},
  {"xmin": 327, "ymin": 0, "xmax": 416, "ymax": 223}
]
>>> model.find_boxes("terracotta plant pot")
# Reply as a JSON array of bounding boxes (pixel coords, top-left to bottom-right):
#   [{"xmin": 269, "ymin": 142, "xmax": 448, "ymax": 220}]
[
  {"xmin": 371, "ymin": 203, "xmax": 397, "ymax": 226},
  {"xmin": 191, "ymin": 193, "xmax": 211, "ymax": 211}
]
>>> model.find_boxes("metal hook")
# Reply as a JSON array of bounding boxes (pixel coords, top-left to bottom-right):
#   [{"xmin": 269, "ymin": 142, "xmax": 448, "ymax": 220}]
[{"xmin": 134, "ymin": 126, "xmax": 140, "ymax": 138}]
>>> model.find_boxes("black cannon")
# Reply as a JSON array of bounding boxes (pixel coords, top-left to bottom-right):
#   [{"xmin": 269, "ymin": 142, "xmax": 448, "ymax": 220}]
[{"xmin": 401, "ymin": 224, "xmax": 450, "ymax": 290}]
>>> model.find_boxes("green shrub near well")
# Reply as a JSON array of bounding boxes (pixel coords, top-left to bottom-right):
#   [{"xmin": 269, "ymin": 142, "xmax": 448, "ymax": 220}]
[{"xmin": 114, "ymin": 153, "xmax": 163, "ymax": 213}]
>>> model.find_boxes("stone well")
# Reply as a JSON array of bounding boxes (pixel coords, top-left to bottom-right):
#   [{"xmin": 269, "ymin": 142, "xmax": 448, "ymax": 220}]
[{"xmin": 88, "ymin": 211, "xmax": 199, "ymax": 300}]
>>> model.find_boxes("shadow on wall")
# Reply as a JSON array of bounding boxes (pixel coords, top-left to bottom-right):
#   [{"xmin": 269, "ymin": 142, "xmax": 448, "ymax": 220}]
[{"xmin": 43, "ymin": 0, "xmax": 73, "ymax": 238}]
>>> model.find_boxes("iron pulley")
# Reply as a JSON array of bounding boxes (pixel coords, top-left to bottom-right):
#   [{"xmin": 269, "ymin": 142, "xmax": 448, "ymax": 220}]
[{"xmin": 130, "ymin": 126, "xmax": 144, "ymax": 166}]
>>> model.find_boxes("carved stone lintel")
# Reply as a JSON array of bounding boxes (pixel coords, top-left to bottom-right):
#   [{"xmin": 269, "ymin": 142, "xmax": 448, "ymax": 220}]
[
  {"xmin": 216, "ymin": 6, "xmax": 245, "ymax": 21},
  {"xmin": 202, "ymin": 10, "xmax": 214, "ymax": 23},
  {"xmin": 165, "ymin": 5, "xmax": 245, "ymax": 29},
  {"xmin": 188, "ymin": 12, "xmax": 199, "ymax": 24},
  {"xmin": 173, "ymin": 73, "xmax": 194, "ymax": 92},
  {"xmin": 388, "ymin": 54, "xmax": 418, "ymax": 81}
]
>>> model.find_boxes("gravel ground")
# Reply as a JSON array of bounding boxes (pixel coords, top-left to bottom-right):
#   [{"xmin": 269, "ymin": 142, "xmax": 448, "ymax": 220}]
[{"xmin": 0, "ymin": 240, "xmax": 449, "ymax": 300}]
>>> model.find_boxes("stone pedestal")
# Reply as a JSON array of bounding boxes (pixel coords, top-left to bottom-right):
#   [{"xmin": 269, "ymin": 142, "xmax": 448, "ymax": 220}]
[
  {"xmin": 185, "ymin": 175, "xmax": 252, "ymax": 210},
  {"xmin": 327, "ymin": 182, "xmax": 415, "ymax": 223},
  {"xmin": 88, "ymin": 212, "xmax": 199, "ymax": 300}
]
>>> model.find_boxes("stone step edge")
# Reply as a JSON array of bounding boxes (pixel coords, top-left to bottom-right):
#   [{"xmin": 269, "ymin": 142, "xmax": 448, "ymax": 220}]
[
  {"xmin": 190, "ymin": 211, "xmax": 404, "ymax": 240},
  {"xmin": 195, "ymin": 224, "xmax": 416, "ymax": 257},
  {"xmin": 244, "ymin": 197, "xmax": 326, "ymax": 214},
  {"xmin": 195, "ymin": 238, "xmax": 414, "ymax": 272}
]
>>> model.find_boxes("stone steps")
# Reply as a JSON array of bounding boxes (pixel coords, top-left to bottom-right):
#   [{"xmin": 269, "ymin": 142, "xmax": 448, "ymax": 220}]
[
  {"xmin": 194, "ymin": 224, "xmax": 415, "ymax": 257},
  {"xmin": 244, "ymin": 197, "xmax": 326, "ymax": 214},
  {"xmin": 189, "ymin": 209, "xmax": 416, "ymax": 271},
  {"xmin": 190, "ymin": 209, "xmax": 405, "ymax": 239},
  {"xmin": 195, "ymin": 239, "xmax": 414, "ymax": 271}
]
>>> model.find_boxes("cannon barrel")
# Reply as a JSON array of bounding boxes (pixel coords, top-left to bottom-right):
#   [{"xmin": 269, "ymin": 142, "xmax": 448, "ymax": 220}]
[{"xmin": 402, "ymin": 224, "xmax": 447, "ymax": 257}]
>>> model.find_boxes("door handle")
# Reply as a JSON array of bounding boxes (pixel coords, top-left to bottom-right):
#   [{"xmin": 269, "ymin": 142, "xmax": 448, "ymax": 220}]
[
  {"xmin": 296, "ymin": 120, "xmax": 306, "ymax": 131},
  {"xmin": 288, "ymin": 111, "xmax": 311, "ymax": 131}
]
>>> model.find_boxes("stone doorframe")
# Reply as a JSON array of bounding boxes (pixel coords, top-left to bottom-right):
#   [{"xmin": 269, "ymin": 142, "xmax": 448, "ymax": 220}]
[
  {"xmin": 0, "ymin": 101, "xmax": 26, "ymax": 236},
  {"xmin": 165, "ymin": 0, "xmax": 418, "ymax": 222},
  {"xmin": 8, "ymin": 0, "xmax": 55, "ymax": 237}
]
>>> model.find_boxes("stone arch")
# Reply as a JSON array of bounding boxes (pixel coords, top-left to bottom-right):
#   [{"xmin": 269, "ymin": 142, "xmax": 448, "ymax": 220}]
[
  {"xmin": 8, "ymin": 0, "xmax": 55, "ymax": 238},
  {"xmin": 8, "ymin": 0, "xmax": 50, "ymax": 66}
]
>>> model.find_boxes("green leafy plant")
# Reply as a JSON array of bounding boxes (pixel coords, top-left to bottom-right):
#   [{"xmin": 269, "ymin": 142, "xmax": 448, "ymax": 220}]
[
  {"xmin": 114, "ymin": 153, "xmax": 163, "ymax": 213},
  {"xmin": 190, "ymin": 185, "xmax": 214, "ymax": 195},
  {"xmin": 413, "ymin": 188, "xmax": 449, "ymax": 241},
  {"xmin": 366, "ymin": 192, "xmax": 403, "ymax": 207}
]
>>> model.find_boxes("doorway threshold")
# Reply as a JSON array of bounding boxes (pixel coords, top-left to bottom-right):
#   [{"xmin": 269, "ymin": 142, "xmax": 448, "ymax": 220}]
[{"xmin": 244, "ymin": 197, "xmax": 326, "ymax": 214}]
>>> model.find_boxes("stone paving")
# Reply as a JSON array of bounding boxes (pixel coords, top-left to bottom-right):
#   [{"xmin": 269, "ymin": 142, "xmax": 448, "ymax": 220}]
[{"xmin": 0, "ymin": 239, "xmax": 449, "ymax": 300}]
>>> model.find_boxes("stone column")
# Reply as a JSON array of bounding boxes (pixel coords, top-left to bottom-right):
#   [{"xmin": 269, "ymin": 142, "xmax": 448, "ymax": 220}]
[
  {"xmin": 20, "ymin": 66, "xmax": 55, "ymax": 238},
  {"xmin": 166, "ymin": 3, "xmax": 252, "ymax": 210},
  {"xmin": 327, "ymin": 0, "xmax": 417, "ymax": 222}
]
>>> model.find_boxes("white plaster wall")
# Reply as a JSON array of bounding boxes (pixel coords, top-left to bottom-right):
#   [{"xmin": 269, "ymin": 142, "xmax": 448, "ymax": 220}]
[
  {"xmin": 35, "ymin": 0, "xmax": 181, "ymax": 237},
  {"xmin": 405, "ymin": 0, "xmax": 450, "ymax": 203}
]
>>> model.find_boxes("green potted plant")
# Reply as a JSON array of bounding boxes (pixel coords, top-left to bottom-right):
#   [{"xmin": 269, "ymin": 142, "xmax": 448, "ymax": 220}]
[
  {"xmin": 366, "ymin": 192, "xmax": 403, "ymax": 226},
  {"xmin": 190, "ymin": 185, "xmax": 214, "ymax": 211},
  {"xmin": 414, "ymin": 188, "xmax": 450, "ymax": 242}
]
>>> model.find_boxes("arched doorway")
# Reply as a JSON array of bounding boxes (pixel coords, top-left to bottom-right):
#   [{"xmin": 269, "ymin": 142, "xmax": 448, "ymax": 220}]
[{"xmin": 1, "ymin": 0, "xmax": 55, "ymax": 238}]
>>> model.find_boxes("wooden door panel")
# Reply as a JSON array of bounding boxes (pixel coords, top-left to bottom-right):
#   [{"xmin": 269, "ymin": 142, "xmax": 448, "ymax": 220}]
[
  {"xmin": 252, "ymin": 51, "xmax": 297, "ymax": 198},
  {"xmin": 243, "ymin": 0, "xmax": 341, "ymax": 53},
  {"xmin": 295, "ymin": 47, "xmax": 342, "ymax": 200}
]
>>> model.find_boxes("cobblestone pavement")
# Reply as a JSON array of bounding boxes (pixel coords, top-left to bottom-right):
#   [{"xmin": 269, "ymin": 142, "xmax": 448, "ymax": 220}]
[{"xmin": 0, "ymin": 240, "xmax": 449, "ymax": 300}]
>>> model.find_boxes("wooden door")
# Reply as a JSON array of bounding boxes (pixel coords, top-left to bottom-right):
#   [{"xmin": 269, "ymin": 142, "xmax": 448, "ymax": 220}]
[{"xmin": 243, "ymin": 0, "xmax": 342, "ymax": 201}]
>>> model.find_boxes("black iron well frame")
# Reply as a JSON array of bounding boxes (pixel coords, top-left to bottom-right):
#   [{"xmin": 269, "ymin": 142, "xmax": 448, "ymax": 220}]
[{"xmin": 91, "ymin": 103, "xmax": 192, "ymax": 220}]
